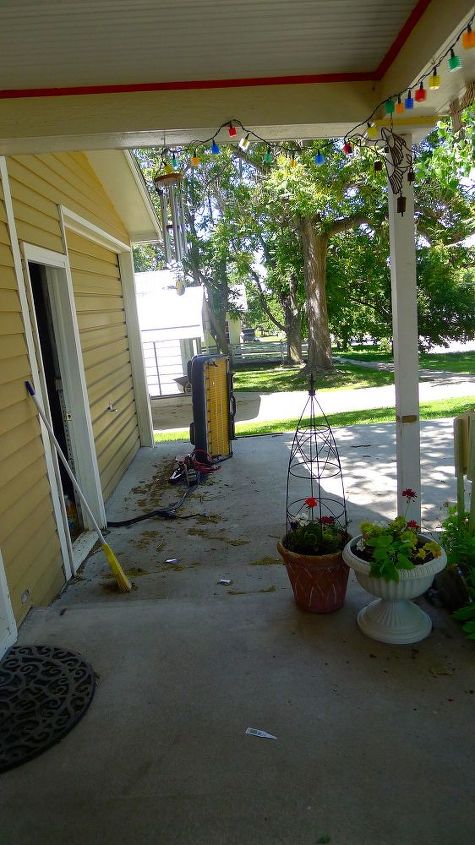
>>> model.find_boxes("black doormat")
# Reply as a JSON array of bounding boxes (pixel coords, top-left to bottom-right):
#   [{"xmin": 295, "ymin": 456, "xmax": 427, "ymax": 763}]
[{"xmin": 0, "ymin": 645, "xmax": 96, "ymax": 772}]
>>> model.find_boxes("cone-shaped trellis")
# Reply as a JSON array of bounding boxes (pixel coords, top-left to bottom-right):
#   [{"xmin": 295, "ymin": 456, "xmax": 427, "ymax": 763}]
[{"xmin": 286, "ymin": 375, "xmax": 348, "ymax": 531}]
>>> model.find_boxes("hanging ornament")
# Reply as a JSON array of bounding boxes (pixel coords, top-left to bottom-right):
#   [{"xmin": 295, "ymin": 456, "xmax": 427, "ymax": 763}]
[
  {"xmin": 171, "ymin": 152, "xmax": 179, "ymax": 169},
  {"xmin": 366, "ymin": 123, "xmax": 379, "ymax": 140},
  {"xmin": 289, "ymin": 155, "xmax": 297, "ymax": 168},
  {"xmin": 343, "ymin": 141, "xmax": 353, "ymax": 155},
  {"xmin": 407, "ymin": 168, "xmax": 415, "ymax": 183},
  {"xmin": 429, "ymin": 68, "xmax": 441, "ymax": 90},
  {"xmin": 263, "ymin": 147, "xmax": 273, "ymax": 164},
  {"xmin": 397, "ymin": 195, "xmax": 407, "ymax": 216},
  {"xmin": 462, "ymin": 23, "xmax": 475, "ymax": 49},
  {"xmin": 404, "ymin": 90, "xmax": 414, "ymax": 109},
  {"xmin": 211, "ymin": 140, "xmax": 220, "ymax": 154},
  {"xmin": 191, "ymin": 150, "xmax": 201, "ymax": 167},
  {"xmin": 395, "ymin": 96, "xmax": 404, "ymax": 114},
  {"xmin": 374, "ymin": 160, "xmax": 383, "ymax": 172},
  {"xmin": 238, "ymin": 133, "xmax": 251, "ymax": 151},
  {"xmin": 385, "ymin": 99, "xmax": 395, "ymax": 115},
  {"xmin": 415, "ymin": 82, "xmax": 426, "ymax": 102},
  {"xmin": 448, "ymin": 48, "xmax": 462, "ymax": 70},
  {"xmin": 314, "ymin": 150, "xmax": 325, "ymax": 164},
  {"xmin": 228, "ymin": 122, "xmax": 237, "ymax": 137}
]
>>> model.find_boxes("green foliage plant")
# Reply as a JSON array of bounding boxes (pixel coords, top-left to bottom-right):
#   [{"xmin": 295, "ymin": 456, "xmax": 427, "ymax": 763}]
[
  {"xmin": 355, "ymin": 489, "xmax": 442, "ymax": 582},
  {"xmin": 444, "ymin": 505, "xmax": 475, "ymax": 640},
  {"xmin": 283, "ymin": 514, "xmax": 347, "ymax": 556}
]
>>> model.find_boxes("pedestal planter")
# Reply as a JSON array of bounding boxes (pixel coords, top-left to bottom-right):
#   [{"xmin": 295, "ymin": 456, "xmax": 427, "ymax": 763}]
[
  {"xmin": 277, "ymin": 541, "xmax": 349, "ymax": 613},
  {"xmin": 343, "ymin": 535, "xmax": 447, "ymax": 644}
]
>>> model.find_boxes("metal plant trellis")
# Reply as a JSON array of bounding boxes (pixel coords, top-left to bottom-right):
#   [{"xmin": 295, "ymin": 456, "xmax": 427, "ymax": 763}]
[{"xmin": 286, "ymin": 375, "xmax": 348, "ymax": 531}]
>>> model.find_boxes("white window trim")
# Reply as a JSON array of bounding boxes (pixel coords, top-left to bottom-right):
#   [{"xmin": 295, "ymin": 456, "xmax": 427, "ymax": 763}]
[
  {"xmin": 0, "ymin": 156, "xmax": 73, "ymax": 583},
  {"xmin": 0, "ymin": 548, "xmax": 17, "ymax": 657},
  {"xmin": 60, "ymin": 205, "xmax": 153, "ymax": 447},
  {"xmin": 22, "ymin": 243, "xmax": 107, "ymax": 533}
]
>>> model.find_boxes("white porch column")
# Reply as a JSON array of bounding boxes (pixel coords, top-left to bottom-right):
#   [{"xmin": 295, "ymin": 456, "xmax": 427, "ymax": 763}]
[{"xmin": 387, "ymin": 136, "xmax": 421, "ymax": 523}]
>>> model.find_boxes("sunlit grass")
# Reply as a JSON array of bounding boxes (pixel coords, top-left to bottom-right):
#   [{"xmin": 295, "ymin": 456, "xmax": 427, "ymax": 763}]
[
  {"xmin": 232, "ymin": 362, "xmax": 393, "ymax": 393},
  {"xmin": 333, "ymin": 347, "xmax": 475, "ymax": 374}
]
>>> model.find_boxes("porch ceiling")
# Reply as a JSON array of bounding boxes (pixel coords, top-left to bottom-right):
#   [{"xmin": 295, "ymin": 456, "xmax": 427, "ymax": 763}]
[
  {"xmin": 0, "ymin": 0, "xmax": 472, "ymax": 153},
  {"xmin": 0, "ymin": 0, "xmax": 429, "ymax": 89}
]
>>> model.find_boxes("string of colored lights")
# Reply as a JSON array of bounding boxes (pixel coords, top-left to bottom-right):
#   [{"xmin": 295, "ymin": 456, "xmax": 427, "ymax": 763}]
[{"xmin": 154, "ymin": 15, "xmax": 474, "ymax": 175}]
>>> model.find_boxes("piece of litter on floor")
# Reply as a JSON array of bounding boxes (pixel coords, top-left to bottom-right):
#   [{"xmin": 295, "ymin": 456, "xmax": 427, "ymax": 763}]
[
  {"xmin": 165, "ymin": 558, "xmax": 178, "ymax": 564},
  {"xmin": 246, "ymin": 727, "xmax": 277, "ymax": 740},
  {"xmin": 217, "ymin": 578, "xmax": 232, "ymax": 585}
]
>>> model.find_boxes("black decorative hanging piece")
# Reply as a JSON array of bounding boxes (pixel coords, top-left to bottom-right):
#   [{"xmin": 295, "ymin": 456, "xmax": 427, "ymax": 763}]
[{"xmin": 286, "ymin": 373, "xmax": 348, "ymax": 532}]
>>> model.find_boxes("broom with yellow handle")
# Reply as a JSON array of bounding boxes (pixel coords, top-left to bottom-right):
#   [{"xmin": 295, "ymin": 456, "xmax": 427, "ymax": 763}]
[{"xmin": 26, "ymin": 380, "xmax": 132, "ymax": 592}]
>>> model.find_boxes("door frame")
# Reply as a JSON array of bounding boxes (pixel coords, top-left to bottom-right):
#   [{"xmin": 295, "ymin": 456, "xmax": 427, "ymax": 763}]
[
  {"xmin": 22, "ymin": 243, "xmax": 107, "ymax": 536},
  {"xmin": 0, "ymin": 548, "xmax": 17, "ymax": 657}
]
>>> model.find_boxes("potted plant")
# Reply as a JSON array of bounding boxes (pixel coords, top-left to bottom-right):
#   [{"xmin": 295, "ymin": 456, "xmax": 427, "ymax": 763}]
[
  {"xmin": 342, "ymin": 489, "xmax": 447, "ymax": 644},
  {"xmin": 277, "ymin": 500, "xmax": 350, "ymax": 613}
]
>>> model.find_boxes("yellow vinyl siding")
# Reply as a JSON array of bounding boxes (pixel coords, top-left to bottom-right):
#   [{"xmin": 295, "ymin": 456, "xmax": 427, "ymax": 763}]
[
  {"xmin": 68, "ymin": 231, "xmax": 139, "ymax": 500},
  {"xmin": 0, "ymin": 182, "xmax": 63, "ymax": 623},
  {"xmin": 8, "ymin": 152, "xmax": 128, "ymax": 246}
]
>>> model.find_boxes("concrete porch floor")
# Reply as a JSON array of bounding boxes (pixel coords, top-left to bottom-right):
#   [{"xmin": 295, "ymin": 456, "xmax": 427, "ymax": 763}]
[{"xmin": 2, "ymin": 423, "xmax": 474, "ymax": 844}]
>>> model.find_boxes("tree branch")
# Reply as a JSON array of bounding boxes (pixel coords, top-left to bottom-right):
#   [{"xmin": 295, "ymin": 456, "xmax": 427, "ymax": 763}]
[
  {"xmin": 327, "ymin": 214, "xmax": 373, "ymax": 237},
  {"xmin": 248, "ymin": 267, "xmax": 286, "ymax": 332}
]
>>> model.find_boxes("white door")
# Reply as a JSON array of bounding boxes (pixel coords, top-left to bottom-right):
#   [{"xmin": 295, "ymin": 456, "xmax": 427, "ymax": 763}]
[{"xmin": 0, "ymin": 550, "xmax": 17, "ymax": 658}]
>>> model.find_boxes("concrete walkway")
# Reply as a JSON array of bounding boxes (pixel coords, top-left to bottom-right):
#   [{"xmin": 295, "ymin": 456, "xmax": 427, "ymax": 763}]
[
  {"xmin": 2, "ymin": 426, "xmax": 474, "ymax": 845},
  {"xmin": 153, "ymin": 373, "xmax": 475, "ymax": 432}
]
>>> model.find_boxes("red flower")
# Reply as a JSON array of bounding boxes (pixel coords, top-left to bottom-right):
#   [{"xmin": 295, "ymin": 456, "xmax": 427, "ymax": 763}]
[
  {"xmin": 305, "ymin": 496, "xmax": 318, "ymax": 508},
  {"xmin": 407, "ymin": 520, "xmax": 419, "ymax": 530},
  {"xmin": 402, "ymin": 488, "xmax": 417, "ymax": 501},
  {"xmin": 319, "ymin": 516, "xmax": 335, "ymax": 525}
]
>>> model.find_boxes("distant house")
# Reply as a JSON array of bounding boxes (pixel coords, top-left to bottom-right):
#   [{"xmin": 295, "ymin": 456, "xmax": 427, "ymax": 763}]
[
  {"xmin": 135, "ymin": 270, "xmax": 205, "ymax": 396},
  {"xmin": 135, "ymin": 271, "xmax": 247, "ymax": 396}
]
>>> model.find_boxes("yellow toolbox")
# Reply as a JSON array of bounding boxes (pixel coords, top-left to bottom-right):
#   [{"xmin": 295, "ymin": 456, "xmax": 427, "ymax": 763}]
[{"xmin": 188, "ymin": 355, "xmax": 235, "ymax": 459}]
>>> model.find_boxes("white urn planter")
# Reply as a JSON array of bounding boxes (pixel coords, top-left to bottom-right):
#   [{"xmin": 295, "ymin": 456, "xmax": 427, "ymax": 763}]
[{"xmin": 343, "ymin": 535, "xmax": 447, "ymax": 644}]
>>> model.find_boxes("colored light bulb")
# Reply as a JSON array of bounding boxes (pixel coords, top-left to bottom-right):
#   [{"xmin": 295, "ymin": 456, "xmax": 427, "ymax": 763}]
[
  {"xmin": 191, "ymin": 151, "xmax": 201, "ymax": 167},
  {"xmin": 405, "ymin": 90, "xmax": 414, "ymax": 109},
  {"xmin": 415, "ymin": 82, "xmax": 426, "ymax": 102},
  {"xmin": 429, "ymin": 68, "xmax": 441, "ymax": 90},
  {"xmin": 395, "ymin": 96, "xmax": 404, "ymax": 114},
  {"xmin": 228, "ymin": 122, "xmax": 237, "ymax": 137},
  {"xmin": 171, "ymin": 153, "xmax": 178, "ymax": 168},
  {"xmin": 462, "ymin": 23, "xmax": 475, "ymax": 49},
  {"xmin": 211, "ymin": 140, "xmax": 220, "ymax": 154},
  {"xmin": 343, "ymin": 142, "xmax": 352, "ymax": 155},
  {"xmin": 164, "ymin": 163, "xmax": 174, "ymax": 175},
  {"xmin": 289, "ymin": 156, "xmax": 297, "ymax": 168},
  {"xmin": 314, "ymin": 150, "xmax": 325, "ymax": 164},
  {"xmin": 263, "ymin": 147, "xmax": 273, "ymax": 164},
  {"xmin": 385, "ymin": 99, "xmax": 395, "ymax": 115},
  {"xmin": 238, "ymin": 134, "xmax": 251, "ymax": 151},
  {"xmin": 366, "ymin": 123, "xmax": 379, "ymax": 140},
  {"xmin": 448, "ymin": 48, "xmax": 462, "ymax": 70}
]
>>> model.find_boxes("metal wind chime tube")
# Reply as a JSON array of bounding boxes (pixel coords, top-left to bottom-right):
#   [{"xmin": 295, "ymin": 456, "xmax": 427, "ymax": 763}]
[{"xmin": 286, "ymin": 374, "xmax": 348, "ymax": 532}]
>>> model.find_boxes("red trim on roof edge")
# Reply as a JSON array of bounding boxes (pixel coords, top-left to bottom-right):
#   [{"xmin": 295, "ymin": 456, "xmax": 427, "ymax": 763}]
[
  {"xmin": 0, "ymin": 72, "xmax": 375, "ymax": 99},
  {"xmin": 376, "ymin": 0, "xmax": 433, "ymax": 78},
  {"xmin": 0, "ymin": 0, "xmax": 432, "ymax": 100}
]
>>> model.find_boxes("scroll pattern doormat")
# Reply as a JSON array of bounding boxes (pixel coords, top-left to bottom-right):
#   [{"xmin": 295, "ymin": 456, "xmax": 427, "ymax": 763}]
[{"xmin": 0, "ymin": 645, "xmax": 95, "ymax": 772}]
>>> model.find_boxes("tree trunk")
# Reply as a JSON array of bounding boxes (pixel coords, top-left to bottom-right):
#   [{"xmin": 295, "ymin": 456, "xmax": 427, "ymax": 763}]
[
  {"xmin": 283, "ymin": 274, "xmax": 303, "ymax": 365},
  {"xmin": 298, "ymin": 216, "xmax": 333, "ymax": 372}
]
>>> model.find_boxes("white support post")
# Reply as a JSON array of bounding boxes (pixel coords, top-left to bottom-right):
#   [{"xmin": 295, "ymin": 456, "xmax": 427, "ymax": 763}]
[{"xmin": 388, "ymin": 135, "xmax": 421, "ymax": 523}]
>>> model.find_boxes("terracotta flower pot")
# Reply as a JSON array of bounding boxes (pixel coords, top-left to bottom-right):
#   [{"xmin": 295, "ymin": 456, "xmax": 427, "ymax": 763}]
[{"xmin": 277, "ymin": 541, "xmax": 349, "ymax": 613}]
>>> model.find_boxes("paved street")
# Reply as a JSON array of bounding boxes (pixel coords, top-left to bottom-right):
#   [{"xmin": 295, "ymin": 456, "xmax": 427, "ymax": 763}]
[{"xmin": 152, "ymin": 368, "xmax": 475, "ymax": 432}]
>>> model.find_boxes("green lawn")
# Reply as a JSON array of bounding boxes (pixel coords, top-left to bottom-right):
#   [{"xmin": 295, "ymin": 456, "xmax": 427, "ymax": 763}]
[
  {"xmin": 333, "ymin": 347, "xmax": 475, "ymax": 374},
  {"xmin": 154, "ymin": 395, "xmax": 475, "ymax": 442},
  {"xmin": 232, "ymin": 362, "xmax": 394, "ymax": 393}
]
